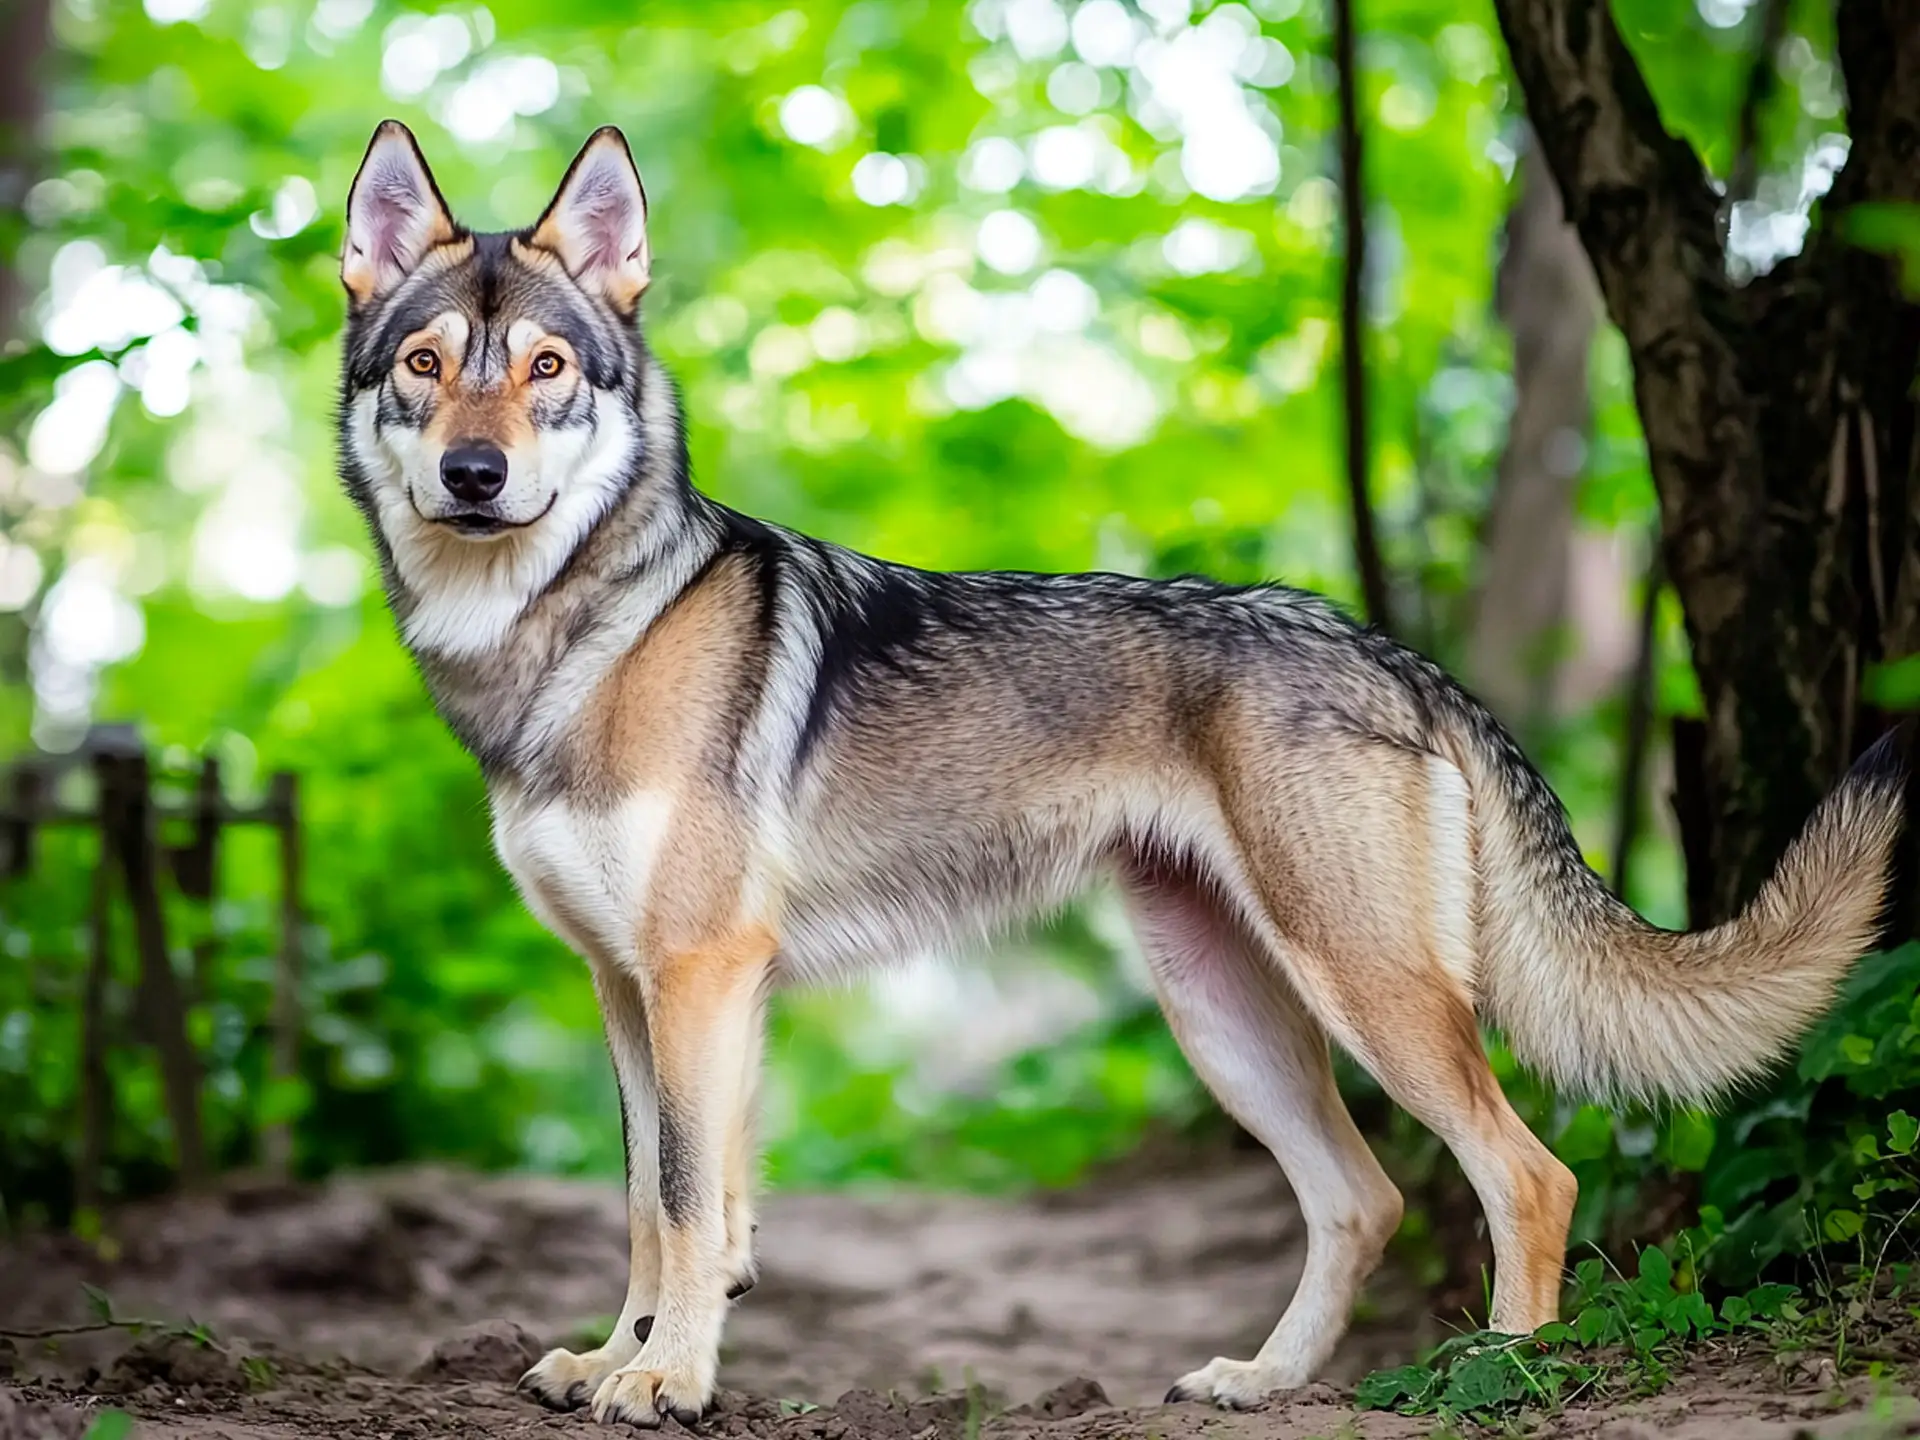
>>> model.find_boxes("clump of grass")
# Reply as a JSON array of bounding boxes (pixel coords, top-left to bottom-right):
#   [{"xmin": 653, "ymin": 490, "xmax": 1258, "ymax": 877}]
[{"xmin": 1356, "ymin": 1250, "xmax": 1809, "ymax": 1427}]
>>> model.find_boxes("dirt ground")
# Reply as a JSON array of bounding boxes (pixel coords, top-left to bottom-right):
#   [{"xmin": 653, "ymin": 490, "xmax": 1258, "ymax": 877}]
[{"xmin": 2, "ymin": 1158, "xmax": 1915, "ymax": 1439}]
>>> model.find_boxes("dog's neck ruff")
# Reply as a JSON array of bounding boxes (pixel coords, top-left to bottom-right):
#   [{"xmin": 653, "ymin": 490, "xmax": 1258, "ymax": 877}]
[{"xmin": 386, "ymin": 378, "xmax": 724, "ymax": 784}]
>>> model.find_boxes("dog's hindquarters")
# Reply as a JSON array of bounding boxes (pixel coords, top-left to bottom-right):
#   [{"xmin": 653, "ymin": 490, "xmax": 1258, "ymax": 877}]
[
  {"xmin": 1149, "ymin": 657, "xmax": 1905, "ymax": 1396},
  {"xmin": 1194, "ymin": 720, "xmax": 1578, "ymax": 1342}
]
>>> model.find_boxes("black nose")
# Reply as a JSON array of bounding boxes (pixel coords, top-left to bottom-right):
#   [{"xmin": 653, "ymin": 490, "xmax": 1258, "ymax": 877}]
[{"xmin": 440, "ymin": 442, "xmax": 508, "ymax": 504}]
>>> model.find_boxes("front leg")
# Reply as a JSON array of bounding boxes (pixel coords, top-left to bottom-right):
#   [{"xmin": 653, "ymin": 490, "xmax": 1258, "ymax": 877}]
[
  {"xmin": 721, "ymin": 1009, "xmax": 766, "ymax": 1301},
  {"xmin": 520, "ymin": 963, "xmax": 662, "ymax": 1409},
  {"xmin": 592, "ymin": 928, "xmax": 773, "ymax": 1429}
]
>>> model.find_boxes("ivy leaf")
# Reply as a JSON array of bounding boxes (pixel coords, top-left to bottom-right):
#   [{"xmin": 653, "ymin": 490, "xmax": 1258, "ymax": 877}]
[
  {"xmin": 1823, "ymin": 1209, "xmax": 1865, "ymax": 1242},
  {"xmin": 1744, "ymin": 1284, "xmax": 1797, "ymax": 1320},
  {"xmin": 1440, "ymin": 1351, "xmax": 1525, "ymax": 1412},
  {"xmin": 1636, "ymin": 1246, "xmax": 1674, "ymax": 1297},
  {"xmin": 1556, "ymin": 1106, "xmax": 1614, "ymax": 1164},
  {"xmin": 1573, "ymin": 1257, "xmax": 1606, "ymax": 1297},
  {"xmin": 1660, "ymin": 1111, "xmax": 1716, "ymax": 1171},
  {"xmin": 1889, "ymin": 1110, "xmax": 1919, "ymax": 1155},
  {"xmin": 1354, "ymin": 1364, "xmax": 1434, "ymax": 1412},
  {"xmin": 1575, "ymin": 1306, "xmax": 1613, "ymax": 1346}
]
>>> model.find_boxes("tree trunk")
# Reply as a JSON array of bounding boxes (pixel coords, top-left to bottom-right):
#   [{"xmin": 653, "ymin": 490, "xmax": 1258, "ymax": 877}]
[
  {"xmin": 1492, "ymin": 0, "xmax": 1920, "ymax": 924},
  {"xmin": 0, "ymin": 0, "xmax": 52, "ymax": 700},
  {"xmin": 1332, "ymin": 0, "xmax": 1393, "ymax": 633},
  {"xmin": 1469, "ymin": 139, "xmax": 1602, "ymax": 729},
  {"xmin": 0, "ymin": 0, "xmax": 51, "ymax": 336}
]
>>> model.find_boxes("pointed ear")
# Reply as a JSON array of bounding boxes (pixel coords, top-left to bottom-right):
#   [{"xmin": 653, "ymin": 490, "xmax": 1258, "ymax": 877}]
[
  {"xmin": 532, "ymin": 127, "xmax": 651, "ymax": 313},
  {"xmin": 342, "ymin": 120, "xmax": 457, "ymax": 306}
]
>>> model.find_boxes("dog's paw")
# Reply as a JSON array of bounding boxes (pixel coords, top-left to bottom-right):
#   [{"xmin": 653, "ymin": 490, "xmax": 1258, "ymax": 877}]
[
  {"xmin": 1163, "ymin": 1357, "xmax": 1288, "ymax": 1411},
  {"xmin": 517, "ymin": 1346, "xmax": 627, "ymax": 1412},
  {"xmin": 591, "ymin": 1363, "xmax": 710, "ymax": 1429}
]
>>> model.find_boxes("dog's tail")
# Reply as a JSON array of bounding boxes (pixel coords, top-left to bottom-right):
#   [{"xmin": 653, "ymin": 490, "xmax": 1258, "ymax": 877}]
[{"xmin": 1440, "ymin": 705, "xmax": 1907, "ymax": 1107}]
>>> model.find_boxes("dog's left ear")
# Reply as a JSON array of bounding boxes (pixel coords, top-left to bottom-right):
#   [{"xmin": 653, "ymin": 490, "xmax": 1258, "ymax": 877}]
[{"xmin": 533, "ymin": 127, "xmax": 651, "ymax": 314}]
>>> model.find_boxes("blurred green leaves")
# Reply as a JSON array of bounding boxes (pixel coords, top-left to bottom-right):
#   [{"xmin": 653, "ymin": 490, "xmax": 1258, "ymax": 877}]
[
  {"xmin": 1839, "ymin": 203, "xmax": 1920, "ymax": 297},
  {"xmin": 0, "ymin": 0, "xmax": 1866, "ymax": 1222}
]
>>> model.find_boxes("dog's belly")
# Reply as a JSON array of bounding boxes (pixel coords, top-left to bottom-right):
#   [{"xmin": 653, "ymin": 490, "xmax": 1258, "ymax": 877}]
[
  {"xmin": 772, "ymin": 784, "xmax": 1176, "ymax": 984},
  {"xmin": 775, "ymin": 851, "xmax": 1103, "ymax": 985}
]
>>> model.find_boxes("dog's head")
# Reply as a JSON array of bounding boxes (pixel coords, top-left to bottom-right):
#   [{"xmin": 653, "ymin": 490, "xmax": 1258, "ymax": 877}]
[{"xmin": 338, "ymin": 122, "xmax": 669, "ymax": 649}]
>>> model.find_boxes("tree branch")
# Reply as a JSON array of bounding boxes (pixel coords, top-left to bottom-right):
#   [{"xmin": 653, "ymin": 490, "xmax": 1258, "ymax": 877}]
[
  {"xmin": 1728, "ymin": 0, "xmax": 1791, "ymax": 209},
  {"xmin": 1489, "ymin": 0, "xmax": 1729, "ymax": 359}
]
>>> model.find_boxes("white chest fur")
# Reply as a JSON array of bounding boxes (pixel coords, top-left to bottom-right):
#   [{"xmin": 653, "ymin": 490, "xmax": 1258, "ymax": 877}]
[{"xmin": 490, "ymin": 788, "xmax": 676, "ymax": 967}]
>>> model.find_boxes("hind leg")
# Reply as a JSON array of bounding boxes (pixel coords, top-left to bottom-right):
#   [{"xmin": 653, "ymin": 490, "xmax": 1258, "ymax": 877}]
[
  {"xmin": 1121, "ymin": 855, "xmax": 1405, "ymax": 1409},
  {"xmin": 1223, "ymin": 739, "xmax": 1577, "ymax": 1337},
  {"xmin": 1297, "ymin": 963, "xmax": 1575, "ymax": 1334}
]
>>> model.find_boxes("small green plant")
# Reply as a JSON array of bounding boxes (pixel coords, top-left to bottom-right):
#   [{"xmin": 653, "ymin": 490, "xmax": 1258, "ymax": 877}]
[
  {"xmin": 81, "ymin": 1413, "xmax": 133, "ymax": 1440},
  {"xmin": 962, "ymin": 1368, "xmax": 990, "ymax": 1440},
  {"xmin": 0, "ymin": 1285, "xmax": 230, "ymax": 1358},
  {"xmin": 1356, "ymin": 1250, "xmax": 1807, "ymax": 1426}
]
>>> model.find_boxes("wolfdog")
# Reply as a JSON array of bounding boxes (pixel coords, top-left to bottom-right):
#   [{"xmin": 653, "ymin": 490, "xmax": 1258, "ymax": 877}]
[{"xmin": 336, "ymin": 120, "xmax": 1906, "ymax": 1426}]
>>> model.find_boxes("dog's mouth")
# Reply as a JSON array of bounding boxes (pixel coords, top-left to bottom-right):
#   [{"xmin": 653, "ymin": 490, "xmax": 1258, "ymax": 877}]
[{"xmin": 409, "ymin": 490, "xmax": 557, "ymax": 538}]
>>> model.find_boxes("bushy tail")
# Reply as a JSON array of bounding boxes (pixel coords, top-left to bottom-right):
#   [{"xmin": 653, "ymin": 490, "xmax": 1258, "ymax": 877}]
[{"xmin": 1449, "ymin": 715, "xmax": 1908, "ymax": 1108}]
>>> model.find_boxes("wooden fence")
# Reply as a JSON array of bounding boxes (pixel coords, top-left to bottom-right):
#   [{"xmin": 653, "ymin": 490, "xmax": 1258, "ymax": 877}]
[{"xmin": 1, "ymin": 725, "xmax": 305, "ymax": 1204}]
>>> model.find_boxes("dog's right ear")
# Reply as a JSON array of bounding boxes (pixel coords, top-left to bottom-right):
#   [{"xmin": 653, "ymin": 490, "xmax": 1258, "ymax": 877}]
[{"xmin": 342, "ymin": 120, "xmax": 457, "ymax": 307}]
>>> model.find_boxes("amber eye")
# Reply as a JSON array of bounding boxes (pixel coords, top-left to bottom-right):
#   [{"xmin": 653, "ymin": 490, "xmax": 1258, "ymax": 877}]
[
  {"xmin": 530, "ymin": 352, "xmax": 565, "ymax": 380},
  {"xmin": 405, "ymin": 348, "xmax": 440, "ymax": 378}
]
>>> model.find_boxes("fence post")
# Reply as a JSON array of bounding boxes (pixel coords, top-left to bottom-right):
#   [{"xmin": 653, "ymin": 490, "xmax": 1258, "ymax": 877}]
[
  {"xmin": 107, "ymin": 750, "xmax": 208, "ymax": 1189},
  {"xmin": 75, "ymin": 752, "xmax": 116, "ymax": 1217},
  {"xmin": 264, "ymin": 770, "xmax": 303, "ymax": 1176}
]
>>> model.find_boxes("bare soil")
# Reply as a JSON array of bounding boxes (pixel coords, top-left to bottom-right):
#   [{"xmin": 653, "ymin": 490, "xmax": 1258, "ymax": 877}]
[{"xmin": 1, "ymin": 1159, "xmax": 1914, "ymax": 1439}]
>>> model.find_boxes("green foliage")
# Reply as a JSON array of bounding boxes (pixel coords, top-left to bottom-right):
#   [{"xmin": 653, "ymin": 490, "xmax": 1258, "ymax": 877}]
[
  {"xmin": 1863, "ymin": 653, "xmax": 1920, "ymax": 708},
  {"xmin": 1356, "ymin": 1255, "xmax": 1809, "ymax": 1426},
  {"xmin": 1422, "ymin": 946, "xmax": 1920, "ymax": 1292},
  {"xmin": 1691, "ymin": 945, "xmax": 1920, "ymax": 1282},
  {"xmin": 763, "ymin": 999, "xmax": 1205, "ymax": 1192},
  {"xmin": 1, "ymin": 0, "xmax": 1556, "ymax": 1218},
  {"xmin": 1841, "ymin": 204, "xmax": 1920, "ymax": 298},
  {"xmin": 0, "ymin": 0, "xmax": 1896, "ymax": 1283}
]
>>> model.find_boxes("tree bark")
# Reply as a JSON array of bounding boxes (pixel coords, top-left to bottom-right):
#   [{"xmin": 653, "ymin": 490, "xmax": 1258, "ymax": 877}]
[{"xmin": 1491, "ymin": 0, "xmax": 1920, "ymax": 923}]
